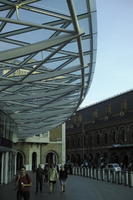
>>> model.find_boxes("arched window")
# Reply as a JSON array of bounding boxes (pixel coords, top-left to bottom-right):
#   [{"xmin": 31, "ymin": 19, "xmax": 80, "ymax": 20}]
[
  {"xmin": 104, "ymin": 133, "xmax": 108, "ymax": 144},
  {"xmin": 119, "ymin": 127, "xmax": 126, "ymax": 143},
  {"xmin": 112, "ymin": 130, "xmax": 116, "ymax": 143},
  {"xmin": 129, "ymin": 125, "xmax": 133, "ymax": 141},
  {"xmin": 89, "ymin": 134, "xmax": 92, "ymax": 145},
  {"xmin": 102, "ymin": 129, "xmax": 108, "ymax": 144},
  {"xmin": 97, "ymin": 133, "xmax": 100, "ymax": 145},
  {"xmin": 71, "ymin": 137, "xmax": 75, "ymax": 147},
  {"xmin": 77, "ymin": 137, "xmax": 81, "ymax": 147},
  {"xmin": 113, "ymin": 131, "xmax": 116, "ymax": 143},
  {"xmin": 84, "ymin": 136, "xmax": 88, "ymax": 147}
]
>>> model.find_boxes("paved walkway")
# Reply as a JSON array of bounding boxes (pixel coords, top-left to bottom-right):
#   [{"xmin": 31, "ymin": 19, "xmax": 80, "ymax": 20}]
[{"xmin": 0, "ymin": 173, "xmax": 133, "ymax": 200}]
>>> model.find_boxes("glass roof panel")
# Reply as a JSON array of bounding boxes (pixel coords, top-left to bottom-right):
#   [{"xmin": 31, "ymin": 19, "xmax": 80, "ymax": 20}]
[{"xmin": 0, "ymin": 0, "xmax": 97, "ymax": 138}]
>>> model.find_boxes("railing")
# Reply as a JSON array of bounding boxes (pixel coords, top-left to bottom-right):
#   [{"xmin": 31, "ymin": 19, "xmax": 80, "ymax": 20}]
[{"xmin": 72, "ymin": 167, "xmax": 133, "ymax": 188}]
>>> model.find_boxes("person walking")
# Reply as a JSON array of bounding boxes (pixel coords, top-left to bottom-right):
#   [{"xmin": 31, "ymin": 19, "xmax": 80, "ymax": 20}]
[
  {"xmin": 44, "ymin": 164, "xmax": 49, "ymax": 183},
  {"xmin": 15, "ymin": 166, "xmax": 32, "ymax": 200},
  {"xmin": 59, "ymin": 165, "xmax": 68, "ymax": 192},
  {"xmin": 48, "ymin": 164, "xmax": 58, "ymax": 192},
  {"xmin": 35, "ymin": 164, "xmax": 44, "ymax": 194}
]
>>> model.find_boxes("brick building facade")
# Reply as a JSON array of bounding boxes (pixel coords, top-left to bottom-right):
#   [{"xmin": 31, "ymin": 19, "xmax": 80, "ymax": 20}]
[{"xmin": 66, "ymin": 90, "xmax": 133, "ymax": 169}]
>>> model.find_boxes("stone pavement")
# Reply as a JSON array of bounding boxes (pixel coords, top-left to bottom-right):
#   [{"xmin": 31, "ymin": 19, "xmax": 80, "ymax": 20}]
[{"xmin": 0, "ymin": 173, "xmax": 133, "ymax": 200}]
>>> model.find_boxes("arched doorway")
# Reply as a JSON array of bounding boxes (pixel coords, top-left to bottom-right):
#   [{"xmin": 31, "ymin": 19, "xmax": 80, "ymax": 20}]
[
  {"xmin": 45, "ymin": 151, "xmax": 58, "ymax": 165},
  {"xmin": 17, "ymin": 152, "xmax": 24, "ymax": 171},
  {"xmin": 32, "ymin": 152, "xmax": 37, "ymax": 172}
]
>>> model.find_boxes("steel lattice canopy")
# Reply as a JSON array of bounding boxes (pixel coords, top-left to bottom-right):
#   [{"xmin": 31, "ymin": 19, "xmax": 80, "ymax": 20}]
[{"xmin": 0, "ymin": 0, "xmax": 97, "ymax": 138}]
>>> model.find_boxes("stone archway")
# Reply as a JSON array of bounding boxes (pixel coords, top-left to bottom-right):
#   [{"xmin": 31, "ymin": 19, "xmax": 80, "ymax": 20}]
[{"xmin": 45, "ymin": 151, "xmax": 58, "ymax": 166}]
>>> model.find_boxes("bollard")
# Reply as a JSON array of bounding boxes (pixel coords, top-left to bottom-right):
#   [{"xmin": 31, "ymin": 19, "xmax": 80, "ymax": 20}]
[
  {"xmin": 101, "ymin": 169, "xmax": 105, "ymax": 181},
  {"xmin": 121, "ymin": 170, "xmax": 124, "ymax": 185},
  {"xmin": 78, "ymin": 167, "xmax": 79, "ymax": 175},
  {"xmin": 76, "ymin": 167, "xmax": 78, "ymax": 175},
  {"xmin": 92, "ymin": 168, "xmax": 95, "ymax": 179},
  {"xmin": 73, "ymin": 167, "xmax": 75, "ymax": 175},
  {"xmin": 83, "ymin": 167, "xmax": 85, "ymax": 176},
  {"xmin": 85, "ymin": 167, "xmax": 87, "ymax": 177},
  {"xmin": 128, "ymin": 171, "xmax": 133, "ymax": 187},
  {"xmin": 77, "ymin": 167, "xmax": 80, "ymax": 175},
  {"xmin": 94, "ymin": 168, "xmax": 96, "ymax": 179},
  {"xmin": 124, "ymin": 170, "xmax": 128, "ymax": 186},
  {"xmin": 72, "ymin": 167, "xmax": 75, "ymax": 175},
  {"xmin": 118, "ymin": 171, "xmax": 122, "ymax": 184},
  {"xmin": 74, "ymin": 167, "xmax": 76, "ymax": 175},
  {"xmin": 96, "ymin": 168, "xmax": 98, "ymax": 180},
  {"xmin": 81, "ymin": 167, "xmax": 82, "ymax": 176},
  {"xmin": 112, "ymin": 171, "xmax": 116, "ymax": 183},
  {"xmin": 97, "ymin": 168, "xmax": 100, "ymax": 180},
  {"xmin": 90, "ymin": 167, "xmax": 93, "ymax": 178},
  {"xmin": 107, "ymin": 170, "xmax": 111, "ymax": 182},
  {"xmin": 78, "ymin": 167, "xmax": 81, "ymax": 176},
  {"xmin": 96, "ymin": 168, "xmax": 100, "ymax": 180},
  {"xmin": 80, "ymin": 167, "xmax": 82, "ymax": 176},
  {"xmin": 88, "ymin": 167, "xmax": 91, "ymax": 178},
  {"xmin": 115, "ymin": 171, "xmax": 118, "ymax": 184},
  {"xmin": 87, "ymin": 167, "xmax": 89, "ymax": 177}
]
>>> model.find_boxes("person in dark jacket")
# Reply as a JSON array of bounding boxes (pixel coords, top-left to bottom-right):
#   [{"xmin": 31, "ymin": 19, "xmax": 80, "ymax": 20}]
[
  {"xmin": 44, "ymin": 164, "xmax": 49, "ymax": 183},
  {"xmin": 35, "ymin": 164, "xmax": 44, "ymax": 194},
  {"xmin": 59, "ymin": 165, "xmax": 68, "ymax": 192}
]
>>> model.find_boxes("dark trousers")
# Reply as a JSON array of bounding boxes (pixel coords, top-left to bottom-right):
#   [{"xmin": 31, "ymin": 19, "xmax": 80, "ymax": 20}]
[
  {"xmin": 36, "ymin": 179, "xmax": 43, "ymax": 193},
  {"xmin": 17, "ymin": 191, "xmax": 30, "ymax": 200}
]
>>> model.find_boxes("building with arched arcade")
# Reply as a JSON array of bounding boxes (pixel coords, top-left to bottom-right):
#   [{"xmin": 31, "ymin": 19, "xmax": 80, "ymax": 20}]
[
  {"xmin": 14, "ymin": 124, "xmax": 66, "ymax": 171},
  {"xmin": 66, "ymin": 90, "xmax": 133, "ymax": 169},
  {"xmin": 0, "ymin": 122, "xmax": 65, "ymax": 184}
]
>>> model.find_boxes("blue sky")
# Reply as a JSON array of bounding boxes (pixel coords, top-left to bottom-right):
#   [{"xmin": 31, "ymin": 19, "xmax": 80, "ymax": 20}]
[{"xmin": 80, "ymin": 0, "xmax": 133, "ymax": 108}]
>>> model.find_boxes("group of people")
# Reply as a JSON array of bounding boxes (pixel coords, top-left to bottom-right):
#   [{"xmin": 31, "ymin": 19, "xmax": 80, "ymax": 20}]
[
  {"xmin": 15, "ymin": 163, "xmax": 68, "ymax": 200},
  {"xmin": 36, "ymin": 163, "xmax": 68, "ymax": 193}
]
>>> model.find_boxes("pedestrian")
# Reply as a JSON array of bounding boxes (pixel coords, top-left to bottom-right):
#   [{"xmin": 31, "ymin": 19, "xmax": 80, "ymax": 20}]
[
  {"xmin": 35, "ymin": 164, "xmax": 44, "ymax": 194},
  {"xmin": 44, "ymin": 164, "xmax": 49, "ymax": 183},
  {"xmin": 59, "ymin": 165, "xmax": 68, "ymax": 192},
  {"xmin": 15, "ymin": 166, "xmax": 32, "ymax": 200},
  {"xmin": 48, "ymin": 164, "xmax": 58, "ymax": 192}
]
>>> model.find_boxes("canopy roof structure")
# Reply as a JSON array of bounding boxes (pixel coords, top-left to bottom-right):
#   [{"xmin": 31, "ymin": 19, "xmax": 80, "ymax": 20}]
[{"xmin": 0, "ymin": 0, "xmax": 97, "ymax": 138}]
